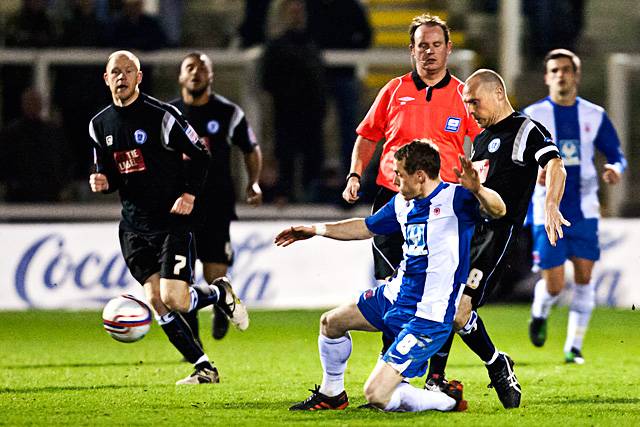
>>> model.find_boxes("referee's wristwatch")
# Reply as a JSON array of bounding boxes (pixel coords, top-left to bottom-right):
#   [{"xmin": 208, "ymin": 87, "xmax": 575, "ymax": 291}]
[{"xmin": 346, "ymin": 172, "xmax": 361, "ymax": 182}]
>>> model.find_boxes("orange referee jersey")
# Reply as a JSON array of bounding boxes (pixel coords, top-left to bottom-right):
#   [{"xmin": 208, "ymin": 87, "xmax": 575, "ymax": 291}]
[{"xmin": 357, "ymin": 70, "xmax": 481, "ymax": 189}]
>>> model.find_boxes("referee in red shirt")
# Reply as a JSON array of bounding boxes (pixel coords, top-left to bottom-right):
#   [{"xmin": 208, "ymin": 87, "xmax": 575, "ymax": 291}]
[{"xmin": 343, "ymin": 14, "xmax": 481, "ymax": 280}]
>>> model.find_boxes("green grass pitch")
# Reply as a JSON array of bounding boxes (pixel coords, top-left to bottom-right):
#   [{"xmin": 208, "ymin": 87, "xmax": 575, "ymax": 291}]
[{"xmin": 1, "ymin": 306, "xmax": 638, "ymax": 425}]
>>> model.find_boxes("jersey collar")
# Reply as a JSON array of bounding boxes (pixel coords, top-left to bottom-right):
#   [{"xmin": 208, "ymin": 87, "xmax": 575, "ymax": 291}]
[{"xmin": 411, "ymin": 70, "xmax": 452, "ymax": 102}]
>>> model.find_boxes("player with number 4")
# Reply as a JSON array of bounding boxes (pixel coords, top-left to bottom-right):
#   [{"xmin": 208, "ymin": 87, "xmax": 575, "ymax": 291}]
[{"xmin": 89, "ymin": 50, "xmax": 248, "ymax": 385}]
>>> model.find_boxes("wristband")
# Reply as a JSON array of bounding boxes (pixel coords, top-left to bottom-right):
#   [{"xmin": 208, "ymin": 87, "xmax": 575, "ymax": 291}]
[
  {"xmin": 346, "ymin": 172, "xmax": 361, "ymax": 182},
  {"xmin": 313, "ymin": 223, "xmax": 327, "ymax": 236}
]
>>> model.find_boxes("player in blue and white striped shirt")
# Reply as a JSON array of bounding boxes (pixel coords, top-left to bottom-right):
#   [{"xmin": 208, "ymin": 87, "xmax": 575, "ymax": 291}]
[
  {"xmin": 275, "ymin": 140, "xmax": 506, "ymax": 412},
  {"xmin": 523, "ymin": 49, "xmax": 627, "ymax": 364}
]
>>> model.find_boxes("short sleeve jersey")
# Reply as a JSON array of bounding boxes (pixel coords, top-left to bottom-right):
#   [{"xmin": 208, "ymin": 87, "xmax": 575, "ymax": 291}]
[
  {"xmin": 364, "ymin": 183, "xmax": 480, "ymax": 323},
  {"xmin": 524, "ymin": 96, "xmax": 626, "ymax": 224},
  {"xmin": 471, "ymin": 112, "xmax": 560, "ymax": 226},
  {"xmin": 172, "ymin": 94, "xmax": 258, "ymax": 219},
  {"xmin": 89, "ymin": 93, "xmax": 209, "ymax": 233},
  {"xmin": 357, "ymin": 71, "xmax": 481, "ymax": 188}
]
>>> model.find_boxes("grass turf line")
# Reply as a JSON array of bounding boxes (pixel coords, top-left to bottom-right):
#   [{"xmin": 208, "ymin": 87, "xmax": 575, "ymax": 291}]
[{"xmin": 0, "ymin": 306, "xmax": 638, "ymax": 425}]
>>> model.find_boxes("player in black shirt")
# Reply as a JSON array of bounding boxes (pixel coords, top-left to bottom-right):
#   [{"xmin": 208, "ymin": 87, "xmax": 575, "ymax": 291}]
[
  {"xmin": 424, "ymin": 70, "xmax": 568, "ymax": 408},
  {"xmin": 89, "ymin": 50, "xmax": 249, "ymax": 385},
  {"xmin": 172, "ymin": 52, "xmax": 262, "ymax": 342}
]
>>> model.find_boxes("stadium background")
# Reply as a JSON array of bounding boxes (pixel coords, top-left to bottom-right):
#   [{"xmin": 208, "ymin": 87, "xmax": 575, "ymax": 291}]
[{"xmin": 0, "ymin": 0, "xmax": 638, "ymax": 309}]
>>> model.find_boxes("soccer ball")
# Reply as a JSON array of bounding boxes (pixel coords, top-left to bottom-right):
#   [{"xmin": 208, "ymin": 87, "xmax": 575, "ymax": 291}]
[{"xmin": 102, "ymin": 295, "xmax": 152, "ymax": 343}]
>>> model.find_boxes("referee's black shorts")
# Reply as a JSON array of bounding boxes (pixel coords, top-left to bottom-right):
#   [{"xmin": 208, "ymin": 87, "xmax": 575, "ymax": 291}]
[
  {"xmin": 463, "ymin": 220, "xmax": 521, "ymax": 308},
  {"xmin": 371, "ymin": 186, "xmax": 403, "ymax": 280}
]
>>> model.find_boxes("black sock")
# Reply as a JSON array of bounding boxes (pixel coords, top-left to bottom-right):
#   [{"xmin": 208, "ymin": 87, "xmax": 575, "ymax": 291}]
[
  {"xmin": 428, "ymin": 329, "xmax": 455, "ymax": 378},
  {"xmin": 181, "ymin": 309, "xmax": 202, "ymax": 347},
  {"xmin": 191, "ymin": 283, "xmax": 222, "ymax": 311},
  {"xmin": 460, "ymin": 315, "xmax": 496, "ymax": 363},
  {"xmin": 159, "ymin": 312, "xmax": 205, "ymax": 364}
]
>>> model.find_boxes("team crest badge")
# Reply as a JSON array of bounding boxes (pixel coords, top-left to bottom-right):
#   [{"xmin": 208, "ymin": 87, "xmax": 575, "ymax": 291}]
[
  {"xmin": 207, "ymin": 120, "xmax": 220, "ymax": 134},
  {"xmin": 134, "ymin": 129, "xmax": 147, "ymax": 145},
  {"xmin": 488, "ymin": 138, "xmax": 501, "ymax": 153},
  {"xmin": 445, "ymin": 117, "xmax": 461, "ymax": 132},
  {"xmin": 106, "ymin": 135, "xmax": 113, "ymax": 146}
]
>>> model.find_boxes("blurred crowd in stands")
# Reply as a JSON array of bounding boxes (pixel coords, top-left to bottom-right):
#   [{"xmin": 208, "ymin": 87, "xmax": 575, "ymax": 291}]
[{"xmin": 0, "ymin": 0, "xmax": 585, "ymax": 205}]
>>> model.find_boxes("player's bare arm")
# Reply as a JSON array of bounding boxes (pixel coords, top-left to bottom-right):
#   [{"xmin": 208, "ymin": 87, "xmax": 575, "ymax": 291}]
[
  {"xmin": 244, "ymin": 148, "xmax": 263, "ymax": 205},
  {"xmin": 275, "ymin": 218, "xmax": 374, "ymax": 247},
  {"xmin": 602, "ymin": 163, "xmax": 622, "ymax": 185},
  {"xmin": 342, "ymin": 136, "xmax": 379, "ymax": 204},
  {"xmin": 89, "ymin": 173, "xmax": 109, "ymax": 192},
  {"xmin": 454, "ymin": 155, "xmax": 506, "ymax": 219},
  {"xmin": 170, "ymin": 192, "xmax": 195, "ymax": 215},
  {"xmin": 543, "ymin": 157, "xmax": 570, "ymax": 246}
]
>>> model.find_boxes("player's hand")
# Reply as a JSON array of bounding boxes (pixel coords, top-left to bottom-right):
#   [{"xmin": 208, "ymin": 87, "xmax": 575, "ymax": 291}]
[
  {"xmin": 274, "ymin": 225, "xmax": 315, "ymax": 247},
  {"xmin": 544, "ymin": 203, "xmax": 571, "ymax": 246},
  {"xmin": 246, "ymin": 182, "xmax": 263, "ymax": 206},
  {"xmin": 342, "ymin": 178, "xmax": 360, "ymax": 204},
  {"xmin": 89, "ymin": 173, "xmax": 109, "ymax": 192},
  {"xmin": 602, "ymin": 164, "xmax": 622, "ymax": 185},
  {"xmin": 454, "ymin": 155, "xmax": 481, "ymax": 193},
  {"xmin": 170, "ymin": 193, "xmax": 195, "ymax": 215}
]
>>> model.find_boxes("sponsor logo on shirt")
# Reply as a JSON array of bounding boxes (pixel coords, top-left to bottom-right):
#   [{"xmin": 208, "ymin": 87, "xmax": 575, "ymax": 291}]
[
  {"xmin": 488, "ymin": 138, "xmax": 501, "ymax": 153},
  {"xmin": 472, "ymin": 159, "xmax": 490, "ymax": 183},
  {"xmin": 134, "ymin": 129, "xmax": 147, "ymax": 145},
  {"xmin": 207, "ymin": 120, "xmax": 220, "ymax": 134},
  {"xmin": 105, "ymin": 135, "xmax": 113, "ymax": 146},
  {"xmin": 445, "ymin": 116, "xmax": 461, "ymax": 132},
  {"xmin": 114, "ymin": 149, "xmax": 146, "ymax": 174},
  {"xmin": 558, "ymin": 139, "xmax": 580, "ymax": 166},
  {"xmin": 406, "ymin": 224, "xmax": 428, "ymax": 256},
  {"xmin": 432, "ymin": 206, "xmax": 441, "ymax": 216}
]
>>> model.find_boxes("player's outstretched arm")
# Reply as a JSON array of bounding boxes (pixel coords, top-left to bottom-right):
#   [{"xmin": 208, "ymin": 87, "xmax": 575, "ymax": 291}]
[
  {"xmin": 454, "ymin": 155, "xmax": 506, "ymax": 219},
  {"xmin": 275, "ymin": 218, "xmax": 374, "ymax": 247},
  {"xmin": 544, "ymin": 158, "xmax": 570, "ymax": 246}
]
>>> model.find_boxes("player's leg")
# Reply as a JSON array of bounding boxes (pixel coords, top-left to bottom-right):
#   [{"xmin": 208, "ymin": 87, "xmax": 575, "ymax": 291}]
[
  {"xmin": 447, "ymin": 223, "xmax": 522, "ymax": 408},
  {"xmin": 563, "ymin": 218, "xmax": 600, "ymax": 364},
  {"xmin": 367, "ymin": 321, "xmax": 466, "ymax": 412},
  {"xmin": 529, "ymin": 223, "xmax": 568, "ymax": 346},
  {"xmin": 564, "ymin": 257, "xmax": 596, "ymax": 364},
  {"xmin": 197, "ymin": 216, "xmax": 234, "ymax": 340},
  {"xmin": 289, "ymin": 302, "xmax": 377, "ymax": 411},
  {"xmin": 203, "ymin": 262, "xmax": 231, "ymax": 340},
  {"xmin": 290, "ymin": 285, "xmax": 390, "ymax": 411}
]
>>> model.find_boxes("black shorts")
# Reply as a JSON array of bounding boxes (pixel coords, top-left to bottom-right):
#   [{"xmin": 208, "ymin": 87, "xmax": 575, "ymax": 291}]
[
  {"xmin": 371, "ymin": 186, "xmax": 403, "ymax": 280},
  {"xmin": 119, "ymin": 228, "xmax": 197, "ymax": 285},
  {"xmin": 194, "ymin": 216, "xmax": 234, "ymax": 265},
  {"xmin": 463, "ymin": 221, "xmax": 521, "ymax": 308}
]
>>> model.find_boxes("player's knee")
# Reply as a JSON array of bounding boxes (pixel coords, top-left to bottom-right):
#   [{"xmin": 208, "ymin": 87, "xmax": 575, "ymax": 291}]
[
  {"xmin": 547, "ymin": 286, "xmax": 563, "ymax": 297},
  {"xmin": 363, "ymin": 383, "xmax": 387, "ymax": 409},
  {"xmin": 146, "ymin": 294, "xmax": 165, "ymax": 314},
  {"xmin": 320, "ymin": 310, "xmax": 342, "ymax": 338},
  {"xmin": 159, "ymin": 290, "xmax": 185, "ymax": 312}
]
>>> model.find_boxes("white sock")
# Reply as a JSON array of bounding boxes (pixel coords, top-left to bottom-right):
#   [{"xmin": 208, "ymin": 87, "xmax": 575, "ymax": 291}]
[
  {"xmin": 384, "ymin": 382, "xmax": 456, "ymax": 412},
  {"xmin": 318, "ymin": 333, "xmax": 352, "ymax": 396},
  {"xmin": 564, "ymin": 282, "xmax": 595, "ymax": 352},
  {"xmin": 195, "ymin": 354, "xmax": 210, "ymax": 365},
  {"xmin": 531, "ymin": 279, "xmax": 559, "ymax": 318}
]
